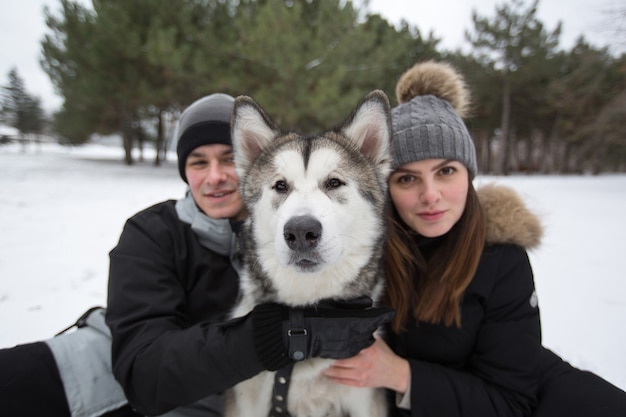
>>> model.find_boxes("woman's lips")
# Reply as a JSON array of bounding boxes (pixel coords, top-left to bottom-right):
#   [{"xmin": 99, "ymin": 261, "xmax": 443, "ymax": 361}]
[{"xmin": 418, "ymin": 210, "xmax": 445, "ymax": 221}]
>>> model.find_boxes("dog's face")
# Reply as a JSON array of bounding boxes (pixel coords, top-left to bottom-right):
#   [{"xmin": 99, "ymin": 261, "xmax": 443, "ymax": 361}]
[{"xmin": 232, "ymin": 91, "xmax": 391, "ymax": 304}]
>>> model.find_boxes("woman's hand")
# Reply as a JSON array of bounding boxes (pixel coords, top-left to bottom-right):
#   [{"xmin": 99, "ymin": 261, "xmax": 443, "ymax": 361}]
[{"xmin": 323, "ymin": 337, "xmax": 410, "ymax": 394}]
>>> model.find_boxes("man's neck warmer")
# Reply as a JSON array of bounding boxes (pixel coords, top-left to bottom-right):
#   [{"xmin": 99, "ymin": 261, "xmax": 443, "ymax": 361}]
[{"xmin": 175, "ymin": 191, "xmax": 242, "ymax": 275}]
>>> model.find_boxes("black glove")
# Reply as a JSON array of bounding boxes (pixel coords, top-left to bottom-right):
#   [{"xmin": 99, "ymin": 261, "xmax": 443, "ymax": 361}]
[{"xmin": 250, "ymin": 297, "xmax": 395, "ymax": 371}]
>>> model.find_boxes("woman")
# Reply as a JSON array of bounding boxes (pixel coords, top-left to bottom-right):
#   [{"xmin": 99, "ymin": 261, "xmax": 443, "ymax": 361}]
[{"xmin": 324, "ymin": 61, "xmax": 626, "ymax": 416}]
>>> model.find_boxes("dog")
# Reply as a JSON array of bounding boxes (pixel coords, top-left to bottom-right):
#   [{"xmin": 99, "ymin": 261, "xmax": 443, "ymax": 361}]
[{"xmin": 224, "ymin": 90, "xmax": 392, "ymax": 417}]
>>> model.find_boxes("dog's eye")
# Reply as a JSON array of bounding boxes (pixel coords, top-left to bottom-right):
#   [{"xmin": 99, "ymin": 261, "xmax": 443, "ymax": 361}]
[
  {"xmin": 326, "ymin": 178, "xmax": 344, "ymax": 189},
  {"xmin": 273, "ymin": 180, "xmax": 289, "ymax": 193}
]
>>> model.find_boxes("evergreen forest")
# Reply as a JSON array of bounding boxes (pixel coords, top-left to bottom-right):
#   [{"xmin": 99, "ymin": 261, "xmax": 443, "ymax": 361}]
[{"xmin": 2, "ymin": 0, "xmax": 625, "ymax": 174}]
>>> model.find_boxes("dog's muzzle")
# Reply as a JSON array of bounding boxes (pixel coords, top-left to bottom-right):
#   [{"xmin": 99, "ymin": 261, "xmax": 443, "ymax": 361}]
[
  {"xmin": 283, "ymin": 215, "xmax": 323, "ymax": 270},
  {"xmin": 283, "ymin": 215, "xmax": 321, "ymax": 251}
]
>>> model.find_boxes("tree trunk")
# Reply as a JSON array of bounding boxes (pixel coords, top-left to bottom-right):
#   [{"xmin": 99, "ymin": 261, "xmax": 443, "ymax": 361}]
[
  {"xmin": 499, "ymin": 74, "xmax": 511, "ymax": 175},
  {"xmin": 154, "ymin": 109, "xmax": 164, "ymax": 167},
  {"xmin": 477, "ymin": 130, "xmax": 491, "ymax": 174},
  {"xmin": 540, "ymin": 121, "xmax": 559, "ymax": 174},
  {"xmin": 484, "ymin": 133, "xmax": 492, "ymax": 174},
  {"xmin": 525, "ymin": 132, "xmax": 534, "ymax": 173},
  {"xmin": 123, "ymin": 133, "xmax": 134, "ymax": 165},
  {"xmin": 120, "ymin": 112, "xmax": 134, "ymax": 165},
  {"xmin": 559, "ymin": 141, "xmax": 569, "ymax": 174},
  {"xmin": 138, "ymin": 138, "xmax": 144, "ymax": 162}
]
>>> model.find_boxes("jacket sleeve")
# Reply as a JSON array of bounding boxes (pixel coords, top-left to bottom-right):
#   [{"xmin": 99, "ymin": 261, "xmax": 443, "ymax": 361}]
[
  {"xmin": 407, "ymin": 245, "xmax": 541, "ymax": 417},
  {"xmin": 106, "ymin": 208, "xmax": 264, "ymax": 416}
]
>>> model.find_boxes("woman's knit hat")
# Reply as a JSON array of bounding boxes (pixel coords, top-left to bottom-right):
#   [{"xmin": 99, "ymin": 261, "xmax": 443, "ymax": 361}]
[
  {"xmin": 175, "ymin": 93, "xmax": 235, "ymax": 183},
  {"xmin": 390, "ymin": 61, "xmax": 477, "ymax": 178}
]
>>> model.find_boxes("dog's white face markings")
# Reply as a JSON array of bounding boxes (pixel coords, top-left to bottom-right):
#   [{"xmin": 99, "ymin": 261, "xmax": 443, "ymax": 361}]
[
  {"xmin": 232, "ymin": 90, "xmax": 391, "ymax": 305},
  {"xmin": 251, "ymin": 145, "xmax": 381, "ymax": 304}
]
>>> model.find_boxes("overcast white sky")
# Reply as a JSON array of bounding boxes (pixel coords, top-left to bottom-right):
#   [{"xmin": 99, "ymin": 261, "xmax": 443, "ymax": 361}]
[{"xmin": 0, "ymin": 0, "xmax": 623, "ymax": 115}]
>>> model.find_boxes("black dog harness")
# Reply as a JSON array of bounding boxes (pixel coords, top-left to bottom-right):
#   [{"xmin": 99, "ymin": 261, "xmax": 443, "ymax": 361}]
[
  {"xmin": 267, "ymin": 297, "xmax": 377, "ymax": 416},
  {"xmin": 269, "ymin": 308, "xmax": 309, "ymax": 416},
  {"xmin": 270, "ymin": 363, "xmax": 295, "ymax": 417}
]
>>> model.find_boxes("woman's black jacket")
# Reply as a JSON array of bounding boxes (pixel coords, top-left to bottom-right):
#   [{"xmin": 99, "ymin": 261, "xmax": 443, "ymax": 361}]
[{"xmin": 388, "ymin": 185, "xmax": 555, "ymax": 417}]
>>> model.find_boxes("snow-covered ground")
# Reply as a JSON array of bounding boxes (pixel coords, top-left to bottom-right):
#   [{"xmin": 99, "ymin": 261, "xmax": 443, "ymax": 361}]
[{"xmin": 1, "ymin": 142, "xmax": 625, "ymax": 391}]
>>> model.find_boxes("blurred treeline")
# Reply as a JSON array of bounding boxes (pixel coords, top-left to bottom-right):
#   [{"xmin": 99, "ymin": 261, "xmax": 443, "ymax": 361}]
[{"xmin": 3, "ymin": 0, "xmax": 626, "ymax": 174}]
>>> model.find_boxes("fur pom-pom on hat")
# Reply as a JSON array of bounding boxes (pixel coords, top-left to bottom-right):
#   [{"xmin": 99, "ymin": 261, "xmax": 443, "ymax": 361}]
[
  {"xmin": 395, "ymin": 60, "xmax": 470, "ymax": 118},
  {"xmin": 391, "ymin": 60, "xmax": 477, "ymax": 177}
]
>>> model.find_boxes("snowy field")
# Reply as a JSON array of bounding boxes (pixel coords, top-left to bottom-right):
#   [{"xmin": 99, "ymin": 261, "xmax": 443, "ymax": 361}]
[{"xmin": 1, "ymin": 141, "xmax": 625, "ymax": 392}]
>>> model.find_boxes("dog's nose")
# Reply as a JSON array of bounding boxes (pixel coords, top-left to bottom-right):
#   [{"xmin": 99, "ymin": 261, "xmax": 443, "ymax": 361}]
[{"xmin": 283, "ymin": 215, "xmax": 322, "ymax": 251}]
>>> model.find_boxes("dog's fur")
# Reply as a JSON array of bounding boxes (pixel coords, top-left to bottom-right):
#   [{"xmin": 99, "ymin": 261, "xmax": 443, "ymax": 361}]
[{"xmin": 224, "ymin": 91, "xmax": 392, "ymax": 417}]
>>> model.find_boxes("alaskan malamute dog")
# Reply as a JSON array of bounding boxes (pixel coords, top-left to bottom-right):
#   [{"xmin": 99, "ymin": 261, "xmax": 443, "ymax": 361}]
[{"xmin": 225, "ymin": 90, "xmax": 392, "ymax": 417}]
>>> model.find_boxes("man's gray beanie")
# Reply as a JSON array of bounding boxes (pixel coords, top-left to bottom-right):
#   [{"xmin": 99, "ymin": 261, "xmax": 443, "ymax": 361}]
[
  {"xmin": 175, "ymin": 93, "xmax": 235, "ymax": 183},
  {"xmin": 390, "ymin": 61, "xmax": 477, "ymax": 178}
]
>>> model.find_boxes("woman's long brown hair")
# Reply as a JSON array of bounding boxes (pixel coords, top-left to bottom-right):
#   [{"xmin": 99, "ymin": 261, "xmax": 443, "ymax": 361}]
[{"xmin": 383, "ymin": 180, "xmax": 486, "ymax": 332}]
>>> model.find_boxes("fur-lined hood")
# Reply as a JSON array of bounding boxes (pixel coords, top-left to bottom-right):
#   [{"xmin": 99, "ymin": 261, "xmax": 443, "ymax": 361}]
[{"xmin": 477, "ymin": 184, "xmax": 543, "ymax": 250}]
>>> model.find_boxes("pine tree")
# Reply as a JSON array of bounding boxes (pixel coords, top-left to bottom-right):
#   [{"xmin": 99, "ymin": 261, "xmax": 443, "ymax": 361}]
[
  {"xmin": 0, "ymin": 68, "xmax": 46, "ymax": 138},
  {"xmin": 466, "ymin": 0, "xmax": 561, "ymax": 174}
]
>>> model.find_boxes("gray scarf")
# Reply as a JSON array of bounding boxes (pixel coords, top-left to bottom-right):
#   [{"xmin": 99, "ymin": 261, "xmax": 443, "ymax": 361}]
[{"xmin": 175, "ymin": 191, "xmax": 243, "ymax": 275}]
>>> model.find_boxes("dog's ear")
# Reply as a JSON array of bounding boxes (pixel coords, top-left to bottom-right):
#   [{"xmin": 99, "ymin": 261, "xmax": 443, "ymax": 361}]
[
  {"xmin": 339, "ymin": 90, "xmax": 391, "ymax": 168},
  {"xmin": 231, "ymin": 96, "xmax": 280, "ymax": 177}
]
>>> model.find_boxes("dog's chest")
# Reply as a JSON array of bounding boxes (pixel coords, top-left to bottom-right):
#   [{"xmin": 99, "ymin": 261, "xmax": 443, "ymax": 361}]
[{"xmin": 232, "ymin": 359, "xmax": 348, "ymax": 417}]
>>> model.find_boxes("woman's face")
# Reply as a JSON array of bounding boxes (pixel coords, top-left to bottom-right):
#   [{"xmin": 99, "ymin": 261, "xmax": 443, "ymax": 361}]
[{"xmin": 389, "ymin": 159, "xmax": 469, "ymax": 237}]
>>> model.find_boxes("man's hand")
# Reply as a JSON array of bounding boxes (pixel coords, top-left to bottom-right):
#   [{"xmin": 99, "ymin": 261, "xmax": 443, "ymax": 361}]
[{"xmin": 250, "ymin": 297, "xmax": 395, "ymax": 370}]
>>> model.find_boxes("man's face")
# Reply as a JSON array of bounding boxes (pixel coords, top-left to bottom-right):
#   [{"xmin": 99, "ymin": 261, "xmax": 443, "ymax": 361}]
[{"xmin": 185, "ymin": 144, "xmax": 246, "ymax": 221}]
